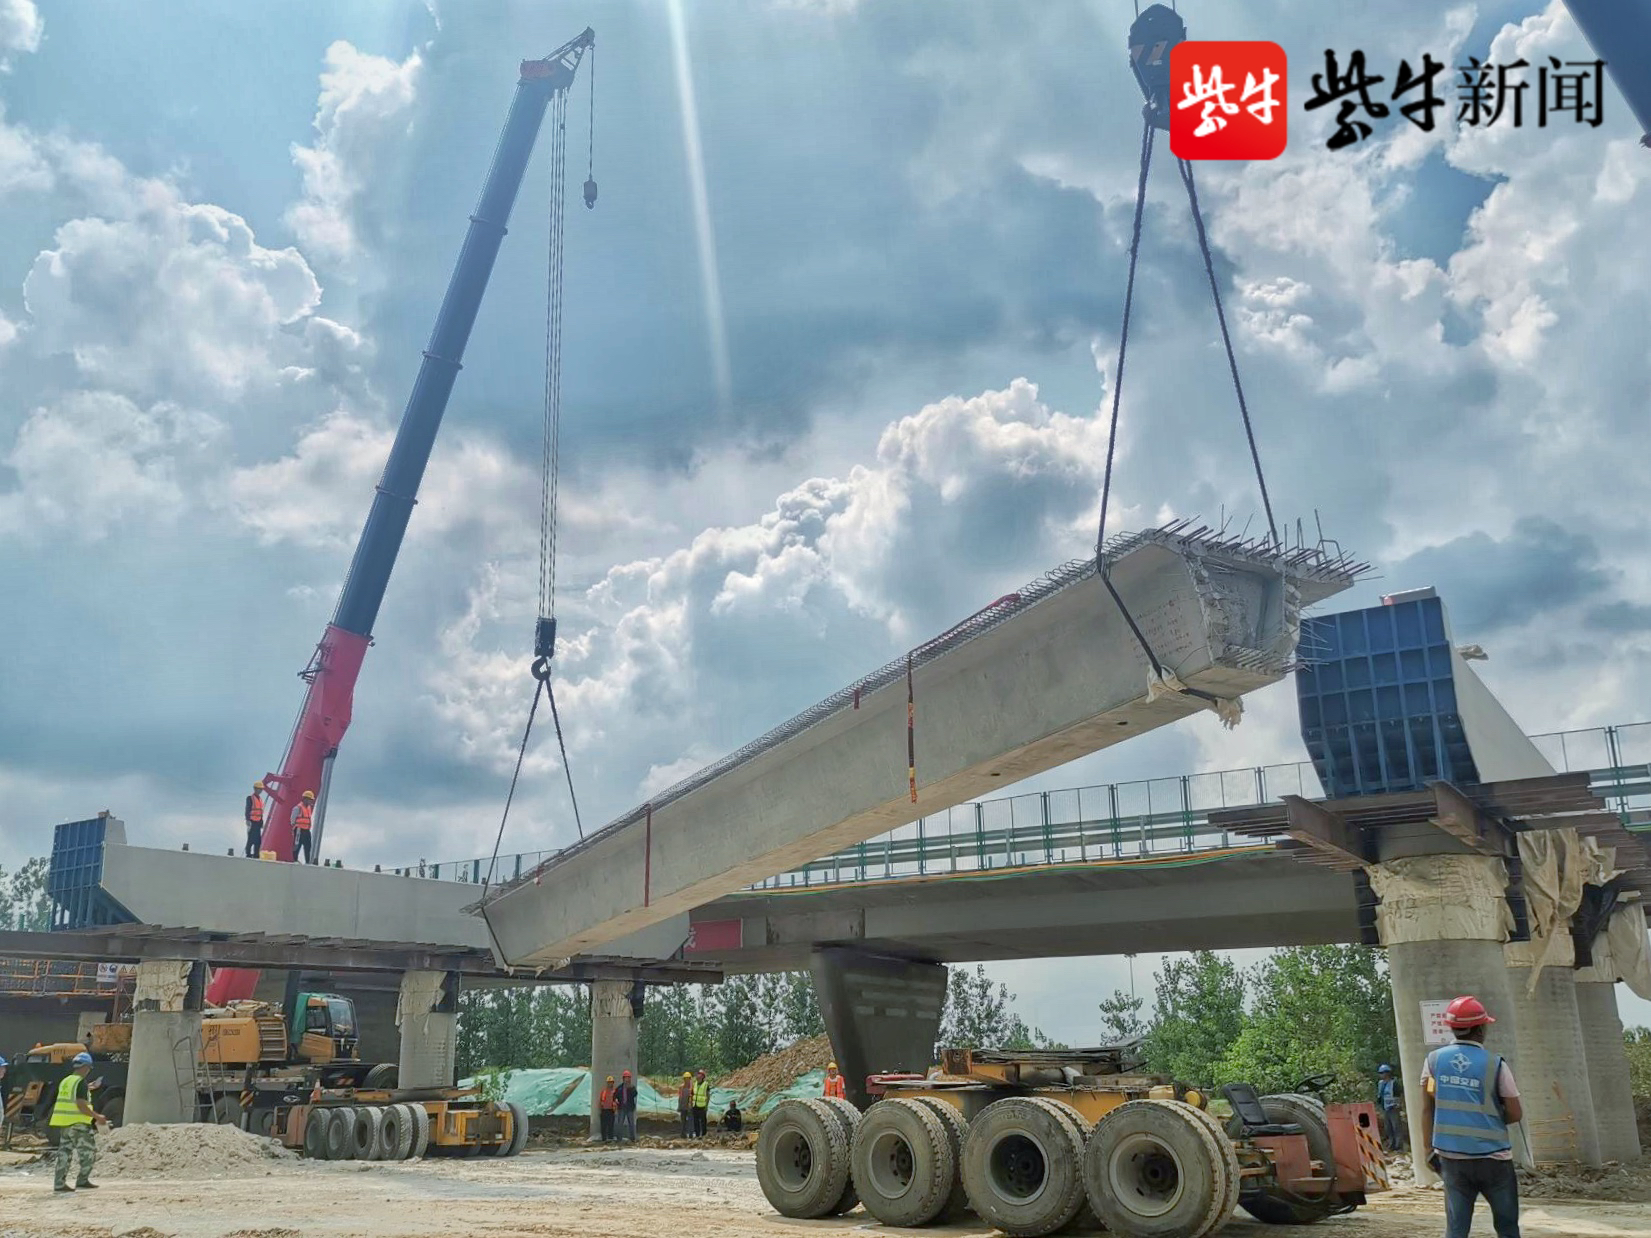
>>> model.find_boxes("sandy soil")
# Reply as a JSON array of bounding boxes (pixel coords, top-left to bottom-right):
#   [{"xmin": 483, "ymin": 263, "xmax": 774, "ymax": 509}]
[{"xmin": 0, "ymin": 1144, "xmax": 1647, "ymax": 1238}]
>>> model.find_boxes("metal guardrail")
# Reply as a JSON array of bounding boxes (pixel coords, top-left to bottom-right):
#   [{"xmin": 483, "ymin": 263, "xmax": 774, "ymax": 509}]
[{"xmin": 394, "ymin": 720, "xmax": 1651, "ymax": 892}]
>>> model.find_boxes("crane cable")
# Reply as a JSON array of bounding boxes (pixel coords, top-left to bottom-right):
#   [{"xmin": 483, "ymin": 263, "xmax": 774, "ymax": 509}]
[
  {"xmin": 1093, "ymin": 110, "xmax": 1277, "ymax": 726},
  {"xmin": 483, "ymin": 53, "xmax": 595, "ymax": 906}
]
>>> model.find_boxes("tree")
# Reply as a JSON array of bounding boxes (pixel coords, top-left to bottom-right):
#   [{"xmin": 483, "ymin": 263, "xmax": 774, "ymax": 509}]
[
  {"xmin": 1097, "ymin": 989, "xmax": 1145, "ymax": 1042},
  {"xmin": 1625, "ymin": 1026, "xmax": 1651, "ymax": 1098},
  {"xmin": 0, "ymin": 858, "xmax": 53, "ymax": 931},
  {"xmin": 777, "ymin": 972, "xmax": 824, "ymax": 1043},
  {"xmin": 1217, "ymin": 946, "xmax": 1397, "ymax": 1100},
  {"xmin": 710, "ymin": 976, "xmax": 772, "ymax": 1074},
  {"xmin": 939, "ymin": 964, "xmax": 1058, "ymax": 1050},
  {"xmin": 1141, "ymin": 951, "xmax": 1247, "ymax": 1084}
]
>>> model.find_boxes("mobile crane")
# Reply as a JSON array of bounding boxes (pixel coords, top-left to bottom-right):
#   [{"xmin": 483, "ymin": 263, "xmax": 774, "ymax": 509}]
[{"xmin": 208, "ymin": 29, "xmax": 596, "ymax": 1006}]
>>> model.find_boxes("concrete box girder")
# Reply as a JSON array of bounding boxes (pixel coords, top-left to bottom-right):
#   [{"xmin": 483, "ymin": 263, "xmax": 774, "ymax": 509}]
[{"xmin": 480, "ymin": 529, "xmax": 1359, "ymax": 968}]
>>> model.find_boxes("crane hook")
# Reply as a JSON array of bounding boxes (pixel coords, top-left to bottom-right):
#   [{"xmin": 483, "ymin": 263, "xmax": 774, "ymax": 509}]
[{"xmin": 583, "ymin": 177, "xmax": 598, "ymax": 209}]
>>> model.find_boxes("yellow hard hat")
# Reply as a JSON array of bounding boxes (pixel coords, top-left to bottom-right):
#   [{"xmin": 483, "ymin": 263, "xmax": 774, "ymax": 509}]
[
  {"xmin": 254, "ymin": 781, "xmax": 265, "ymax": 791},
  {"xmin": 606, "ymin": 1075, "xmax": 615, "ymax": 1082},
  {"xmin": 683, "ymin": 1071, "xmax": 693, "ymax": 1078},
  {"xmin": 301, "ymin": 790, "xmax": 316, "ymax": 800},
  {"xmin": 828, "ymin": 1061, "xmax": 838, "ymax": 1069}
]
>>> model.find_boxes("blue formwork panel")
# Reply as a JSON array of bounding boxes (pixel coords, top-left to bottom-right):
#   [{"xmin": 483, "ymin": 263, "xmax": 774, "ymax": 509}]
[
  {"xmin": 47, "ymin": 817, "xmax": 135, "ymax": 930},
  {"xmin": 1296, "ymin": 596, "xmax": 1480, "ymax": 797}
]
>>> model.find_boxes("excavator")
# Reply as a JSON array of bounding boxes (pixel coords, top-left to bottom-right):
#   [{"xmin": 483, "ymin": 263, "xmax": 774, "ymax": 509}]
[{"xmin": 208, "ymin": 28, "xmax": 597, "ymax": 1007}]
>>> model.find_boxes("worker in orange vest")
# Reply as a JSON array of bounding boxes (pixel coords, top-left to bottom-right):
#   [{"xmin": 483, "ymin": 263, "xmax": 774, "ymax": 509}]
[
  {"xmin": 292, "ymin": 790, "xmax": 316, "ymax": 864},
  {"xmin": 598, "ymin": 1074, "xmax": 618, "ymax": 1142},
  {"xmin": 824, "ymin": 1061, "xmax": 846, "ymax": 1100},
  {"xmin": 244, "ymin": 782, "xmax": 266, "ymax": 858}
]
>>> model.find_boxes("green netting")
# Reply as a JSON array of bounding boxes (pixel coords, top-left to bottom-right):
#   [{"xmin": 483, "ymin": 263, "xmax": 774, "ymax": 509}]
[{"xmin": 460, "ymin": 1066, "xmax": 831, "ymax": 1119}]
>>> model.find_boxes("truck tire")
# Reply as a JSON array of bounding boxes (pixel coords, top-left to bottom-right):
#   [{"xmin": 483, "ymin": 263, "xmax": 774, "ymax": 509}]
[
  {"xmin": 323, "ymin": 1108, "xmax": 352, "ymax": 1160},
  {"xmin": 908, "ymin": 1096, "xmax": 972, "ymax": 1221},
  {"xmin": 961, "ymin": 1096, "xmax": 1088, "ymax": 1237},
  {"xmin": 756, "ymin": 1098, "xmax": 852, "ymax": 1219},
  {"xmin": 1084, "ymin": 1099, "xmax": 1232, "ymax": 1238},
  {"xmin": 505, "ymin": 1101, "xmax": 530, "ymax": 1157},
  {"xmin": 364, "ymin": 1063, "xmax": 399, "ymax": 1090},
  {"xmin": 99, "ymin": 1094, "xmax": 125, "ymax": 1129},
  {"xmin": 405, "ymin": 1103, "xmax": 431, "ymax": 1160},
  {"xmin": 1181, "ymin": 1100, "xmax": 1241, "ymax": 1229},
  {"xmin": 1226, "ymin": 1093, "xmax": 1337, "ymax": 1225},
  {"xmin": 303, "ymin": 1111, "xmax": 330, "ymax": 1160},
  {"xmin": 814, "ymin": 1095, "xmax": 862, "ymax": 1215},
  {"xmin": 352, "ymin": 1106, "xmax": 386, "ymax": 1160},
  {"xmin": 254, "ymin": 1108, "xmax": 279, "ymax": 1140},
  {"xmin": 851, "ymin": 1098, "xmax": 955, "ymax": 1228},
  {"xmin": 484, "ymin": 1103, "xmax": 515, "ymax": 1157},
  {"xmin": 378, "ymin": 1103, "xmax": 414, "ymax": 1161}
]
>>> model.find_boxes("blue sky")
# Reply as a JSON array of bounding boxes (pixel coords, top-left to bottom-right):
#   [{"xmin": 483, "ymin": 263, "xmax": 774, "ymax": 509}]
[{"xmin": 2, "ymin": 0, "xmax": 1650, "ymax": 1038}]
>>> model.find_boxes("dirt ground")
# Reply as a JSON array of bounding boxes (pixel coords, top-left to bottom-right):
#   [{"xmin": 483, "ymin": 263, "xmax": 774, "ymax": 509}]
[{"xmin": 0, "ymin": 1144, "xmax": 1648, "ymax": 1238}]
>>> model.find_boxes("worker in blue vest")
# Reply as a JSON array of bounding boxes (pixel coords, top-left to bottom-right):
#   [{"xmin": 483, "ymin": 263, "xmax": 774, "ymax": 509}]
[
  {"xmin": 1376, "ymin": 1063, "xmax": 1404, "ymax": 1151},
  {"xmin": 1420, "ymin": 995, "xmax": 1524, "ymax": 1238},
  {"xmin": 50, "ymin": 1052, "xmax": 108, "ymax": 1192}
]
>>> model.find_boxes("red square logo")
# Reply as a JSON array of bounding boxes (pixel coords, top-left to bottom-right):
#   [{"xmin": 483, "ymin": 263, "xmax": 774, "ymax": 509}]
[{"xmin": 1170, "ymin": 41, "xmax": 1288, "ymax": 160}]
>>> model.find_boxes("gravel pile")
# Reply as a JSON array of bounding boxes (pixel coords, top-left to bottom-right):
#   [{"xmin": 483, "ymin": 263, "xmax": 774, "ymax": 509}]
[
  {"xmin": 96, "ymin": 1122, "xmax": 297, "ymax": 1180},
  {"xmin": 716, "ymin": 1034, "xmax": 832, "ymax": 1092}
]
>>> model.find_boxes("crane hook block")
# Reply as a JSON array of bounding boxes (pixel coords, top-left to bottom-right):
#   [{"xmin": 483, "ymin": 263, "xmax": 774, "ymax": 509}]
[
  {"xmin": 535, "ymin": 615, "xmax": 558, "ymax": 660},
  {"xmin": 583, "ymin": 176, "xmax": 598, "ymax": 209},
  {"xmin": 1128, "ymin": 3, "xmax": 1187, "ymax": 132}
]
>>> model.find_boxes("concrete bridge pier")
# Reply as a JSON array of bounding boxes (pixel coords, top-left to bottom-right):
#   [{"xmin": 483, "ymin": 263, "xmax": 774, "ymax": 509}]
[
  {"xmin": 589, "ymin": 980, "xmax": 641, "ymax": 1139},
  {"xmin": 1576, "ymin": 978, "xmax": 1639, "ymax": 1162},
  {"xmin": 1504, "ymin": 947, "xmax": 1601, "ymax": 1166},
  {"xmin": 1370, "ymin": 854, "xmax": 1525, "ymax": 1185},
  {"xmin": 810, "ymin": 947, "xmax": 947, "ymax": 1110},
  {"xmin": 1576, "ymin": 905, "xmax": 1645, "ymax": 1162},
  {"xmin": 396, "ymin": 970, "xmax": 459, "ymax": 1089},
  {"xmin": 125, "ymin": 959, "xmax": 206, "ymax": 1125}
]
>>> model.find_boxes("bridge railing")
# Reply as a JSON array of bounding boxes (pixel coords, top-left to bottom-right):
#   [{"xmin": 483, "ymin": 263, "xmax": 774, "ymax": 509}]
[{"xmin": 402, "ymin": 721, "xmax": 1651, "ymax": 891}]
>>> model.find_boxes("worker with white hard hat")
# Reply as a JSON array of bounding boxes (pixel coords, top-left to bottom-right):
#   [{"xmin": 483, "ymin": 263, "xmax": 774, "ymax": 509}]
[{"xmin": 244, "ymin": 780, "xmax": 267, "ymax": 858}]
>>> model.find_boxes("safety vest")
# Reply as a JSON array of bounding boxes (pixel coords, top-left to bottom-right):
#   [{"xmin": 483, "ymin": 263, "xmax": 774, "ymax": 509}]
[
  {"xmin": 824, "ymin": 1074, "xmax": 846, "ymax": 1099},
  {"xmin": 49, "ymin": 1074, "xmax": 91, "ymax": 1128},
  {"xmin": 247, "ymin": 795, "xmax": 264, "ymax": 825},
  {"xmin": 692, "ymin": 1079, "xmax": 710, "ymax": 1107},
  {"xmin": 294, "ymin": 802, "xmax": 313, "ymax": 831},
  {"xmin": 599, "ymin": 1086, "xmax": 617, "ymax": 1111},
  {"xmin": 1427, "ymin": 1042, "xmax": 1511, "ymax": 1156}
]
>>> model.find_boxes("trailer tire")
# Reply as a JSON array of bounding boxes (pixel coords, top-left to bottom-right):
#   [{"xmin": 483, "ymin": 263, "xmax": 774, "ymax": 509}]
[
  {"xmin": 405, "ymin": 1104, "xmax": 431, "ymax": 1160},
  {"xmin": 961, "ymin": 1096, "xmax": 1088, "ymax": 1237},
  {"xmin": 814, "ymin": 1095, "xmax": 862, "ymax": 1215},
  {"xmin": 908, "ymin": 1097, "xmax": 972, "ymax": 1221},
  {"xmin": 1226, "ymin": 1093, "xmax": 1338, "ymax": 1225},
  {"xmin": 505, "ymin": 1101, "xmax": 530, "ymax": 1157},
  {"xmin": 851, "ymin": 1098, "xmax": 954, "ymax": 1228},
  {"xmin": 1084, "ymin": 1099, "xmax": 1232, "ymax": 1238},
  {"xmin": 378, "ymin": 1103, "xmax": 415, "ymax": 1161},
  {"xmin": 323, "ymin": 1108, "xmax": 352, "ymax": 1160},
  {"xmin": 364, "ymin": 1063, "xmax": 399, "ymax": 1090},
  {"xmin": 756, "ymin": 1098, "xmax": 852, "ymax": 1219},
  {"xmin": 1181, "ymin": 1100, "xmax": 1242, "ymax": 1229},
  {"xmin": 342, "ymin": 1106, "xmax": 376, "ymax": 1160},
  {"xmin": 303, "ymin": 1111, "xmax": 330, "ymax": 1160}
]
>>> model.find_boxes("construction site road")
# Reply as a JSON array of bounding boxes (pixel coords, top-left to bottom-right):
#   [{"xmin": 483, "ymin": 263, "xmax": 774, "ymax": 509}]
[{"xmin": 0, "ymin": 1145, "xmax": 1647, "ymax": 1238}]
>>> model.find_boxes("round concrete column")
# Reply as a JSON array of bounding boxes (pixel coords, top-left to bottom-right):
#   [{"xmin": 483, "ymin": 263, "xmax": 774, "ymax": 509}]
[
  {"xmin": 1575, "ymin": 980, "xmax": 1640, "ymax": 1162},
  {"xmin": 1370, "ymin": 855, "xmax": 1521, "ymax": 1185},
  {"xmin": 589, "ymin": 980, "xmax": 639, "ymax": 1140},
  {"xmin": 1504, "ymin": 949, "xmax": 1601, "ymax": 1166}
]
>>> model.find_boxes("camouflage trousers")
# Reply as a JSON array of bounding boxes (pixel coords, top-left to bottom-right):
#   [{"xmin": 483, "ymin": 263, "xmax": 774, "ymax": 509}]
[{"xmin": 53, "ymin": 1124, "xmax": 96, "ymax": 1188}]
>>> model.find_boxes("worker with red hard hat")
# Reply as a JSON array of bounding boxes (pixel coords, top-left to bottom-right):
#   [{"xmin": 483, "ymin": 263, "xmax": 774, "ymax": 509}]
[{"xmin": 1420, "ymin": 995, "xmax": 1525, "ymax": 1238}]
